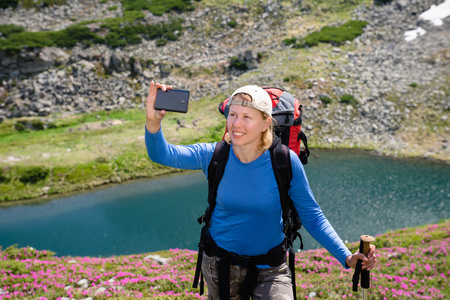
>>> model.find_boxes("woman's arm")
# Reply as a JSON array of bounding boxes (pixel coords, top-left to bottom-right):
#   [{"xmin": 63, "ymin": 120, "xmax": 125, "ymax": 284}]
[
  {"xmin": 289, "ymin": 151, "xmax": 377, "ymax": 269},
  {"xmin": 144, "ymin": 81, "xmax": 216, "ymax": 172},
  {"xmin": 145, "ymin": 128, "xmax": 216, "ymax": 171}
]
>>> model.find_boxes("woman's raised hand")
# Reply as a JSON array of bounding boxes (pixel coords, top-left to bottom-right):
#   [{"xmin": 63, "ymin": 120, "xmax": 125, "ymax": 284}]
[{"xmin": 146, "ymin": 81, "xmax": 172, "ymax": 133}]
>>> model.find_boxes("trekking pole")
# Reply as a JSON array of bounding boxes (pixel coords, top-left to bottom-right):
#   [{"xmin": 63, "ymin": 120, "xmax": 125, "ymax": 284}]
[{"xmin": 352, "ymin": 235, "xmax": 374, "ymax": 300}]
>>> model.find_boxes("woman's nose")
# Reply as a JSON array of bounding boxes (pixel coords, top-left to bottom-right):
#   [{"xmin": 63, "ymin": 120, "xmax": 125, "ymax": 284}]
[{"xmin": 232, "ymin": 116, "xmax": 242, "ymax": 127}]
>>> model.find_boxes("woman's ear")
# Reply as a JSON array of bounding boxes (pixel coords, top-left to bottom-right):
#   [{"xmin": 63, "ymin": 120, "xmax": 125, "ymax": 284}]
[{"xmin": 262, "ymin": 118, "xmax": 271, "ymax": 132}]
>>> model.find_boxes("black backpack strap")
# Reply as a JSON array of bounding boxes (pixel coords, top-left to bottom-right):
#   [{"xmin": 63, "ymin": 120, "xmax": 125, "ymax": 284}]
[
  {"xmin": 298, "ymin": 131, "xmax": 310, "ymax": 165},
  {"xmin": 269, "ymin": 136, "xmax": 291, "ymax": 222},
  {"xmin": 193, "ymin": 140, "xmax": 230, "ymax": 293},
  {"xmin": 269, "ymin": 136, "xmax": 299, "ymax": 300},
  {"xmin": 206, "ymin": 140, "xmax": 230, "ymax": 221}
]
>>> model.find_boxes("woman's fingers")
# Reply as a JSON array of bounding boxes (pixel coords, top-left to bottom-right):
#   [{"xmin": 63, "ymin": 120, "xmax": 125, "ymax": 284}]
[{"xmin": 362, "ymin": 245, "xmax": 377, "ymax": 270}]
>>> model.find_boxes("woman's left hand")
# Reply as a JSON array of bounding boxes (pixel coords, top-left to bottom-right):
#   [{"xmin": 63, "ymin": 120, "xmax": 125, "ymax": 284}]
[{"xmin": 345, "ymin": 244, "xmax": 377, "ymax": 270}]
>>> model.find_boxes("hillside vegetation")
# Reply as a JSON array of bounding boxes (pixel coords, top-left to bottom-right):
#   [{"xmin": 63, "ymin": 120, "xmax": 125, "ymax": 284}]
[{"xmin": 0, "ymin": 221, "xmax": 448, "ymax": 299}]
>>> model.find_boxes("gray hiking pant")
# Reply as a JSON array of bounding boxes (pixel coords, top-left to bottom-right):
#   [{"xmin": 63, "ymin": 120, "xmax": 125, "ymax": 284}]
[{"xmin": 201, "ymin": 252, "xmax": 294, "ymax": 300}]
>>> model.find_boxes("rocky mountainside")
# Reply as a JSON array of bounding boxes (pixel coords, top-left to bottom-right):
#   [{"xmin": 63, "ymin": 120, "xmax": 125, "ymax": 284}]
[{"xmin": 0, "ymin": 0, "xmax": 449, "ymax": 160}]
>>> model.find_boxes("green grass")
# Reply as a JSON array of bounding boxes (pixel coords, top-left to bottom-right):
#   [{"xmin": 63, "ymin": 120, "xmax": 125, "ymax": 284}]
[{"xmin": 0, "ymin": 94, "xmax": 224, "ymax": 202}]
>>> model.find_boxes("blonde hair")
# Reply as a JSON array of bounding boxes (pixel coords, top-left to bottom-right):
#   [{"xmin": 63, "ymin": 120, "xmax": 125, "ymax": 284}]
[{"xmin": 225, "ymin": 93, "xmax": 273, "ymax": 151}]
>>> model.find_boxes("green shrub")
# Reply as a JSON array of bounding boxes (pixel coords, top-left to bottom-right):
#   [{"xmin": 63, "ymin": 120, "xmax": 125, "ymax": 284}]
[
  {"xmin": 18, "ymin": 166, "xmax": 49, "ymax": 184},
  {"xmin": 283, "ymin": 37, "xmax": 297, "ymax": 46},
  {"xmin": 0, "ymin": 261, "xmax": 28, "ymax": 275},
  {"xmin": 409, "ymin": 82, "xmax": 418, "ymax": 88},
  {"xmin": 229, "ymin": 56, "xmax": 248, "ymax": 71},
  {"xmin": 0, "ymin": 24, "xmax": 24, "ymax": 38},
  {"xmin": 31, "ymin": 119, "xmax": 44, "ymax": 130},
  {"xmin": 21, "ymin": 0, "xmax": 67, "ymax": 9},
  {"xmin": 0, "ymin": 0, "xmax": 19, "ymax": 9},
  {"xmin": 340, "ymin": 94, "xmax": 358, "ymax": 106},
  {"xmin": 14, "ymin": 121, "xmax": 27, "ymax": 132},
  {"xmin": 3, "ymin": 244, "xmax": 55, "ymax": 260},
  {"xmin": 0, "ymin": 12, "xmax": 183, "ymax": 51},
  {"xmin": 283, "ymin": 75, "xmax": 300, "ymax": 82},
  {"xmin": 156, "ymin": 38, "xmax": 168, "ymax": 47},
  {"xmin": 0, "ymin": 169, "xmax": 8, "ymax": 183},
  {"xmin": 319, "ymin": 95, "xmax": 333, "ymax": 105},
  {"xmin": 52, "ymin": 25, "xmax": 105, "ymax": 48},
  {"xmin": 300, "ymin": 20, "xmax": 368, "ymax": 47},
  {"xmin": 0, "ymin": 25, "xmax": 104, "ymax": 52},
  {"xmin": 121, "ymin": 0, "xmax": 195, "ymax": 15},
  {"xmin": 375, "ymin": 0, "xmax": 393, "ymax": 5},
  {"xmin": 108, "ymin": 5, "xmax": 118, "ymax": 10},
  {"xmin": 228, "ymin": 19, "xmax": 237, "ymax": 28},
  {"xmin": 102, "ymin": 17, "xmax": 183, "ymax": 48}
]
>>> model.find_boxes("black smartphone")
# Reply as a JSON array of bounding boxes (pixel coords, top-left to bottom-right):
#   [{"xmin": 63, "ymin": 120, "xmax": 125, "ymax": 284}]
[{"xmin": 155, "ymin": 89, "xmax": 190, "ymax": 113}]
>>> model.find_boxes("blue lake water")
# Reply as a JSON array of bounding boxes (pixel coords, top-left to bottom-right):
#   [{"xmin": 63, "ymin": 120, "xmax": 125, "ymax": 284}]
[{"xmin": 0, "ymin": 149, "xmax": 448, "ymax": 257}]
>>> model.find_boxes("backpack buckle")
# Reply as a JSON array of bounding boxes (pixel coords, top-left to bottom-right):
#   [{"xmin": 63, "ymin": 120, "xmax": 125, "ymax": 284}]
[{"xmin": 230, "ymin": 254, "xmax": 251, "ymax": 267}]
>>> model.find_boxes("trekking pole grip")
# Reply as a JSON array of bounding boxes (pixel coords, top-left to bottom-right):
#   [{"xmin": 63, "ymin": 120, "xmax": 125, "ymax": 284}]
[
  {"xmin": 360, "ymin": 235, "xmax": 374, "ymax": 256},
  {"xmin": 360, "ymin": 235, "xmax": 374, "ymax": 289}
]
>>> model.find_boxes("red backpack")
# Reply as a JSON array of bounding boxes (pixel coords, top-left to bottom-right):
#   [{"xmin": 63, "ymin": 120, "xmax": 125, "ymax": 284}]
[{"xmin": 218, "ymin": 86, "xmax": 310, "ymax": 164}]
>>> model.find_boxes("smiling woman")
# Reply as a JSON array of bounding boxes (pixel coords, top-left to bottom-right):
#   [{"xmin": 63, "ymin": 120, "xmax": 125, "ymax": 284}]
[{"xmin": 144, "ymin": 82, "xmax": 377, "ymax": 300}]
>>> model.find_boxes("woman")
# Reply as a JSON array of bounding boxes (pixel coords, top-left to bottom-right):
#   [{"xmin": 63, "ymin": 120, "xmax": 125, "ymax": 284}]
[{"xmin": 145, "ymin": 82, "xmax": 377, "ymax": 300}]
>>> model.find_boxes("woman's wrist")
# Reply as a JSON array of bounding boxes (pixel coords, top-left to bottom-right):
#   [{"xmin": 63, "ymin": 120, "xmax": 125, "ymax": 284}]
[
  {"xmin": 345, "ymin": 255, "xmax": 352, "ymax": 269},
  {"xmin": 146, "ymin": 120, "xmax": 161, "ymax": 133}
]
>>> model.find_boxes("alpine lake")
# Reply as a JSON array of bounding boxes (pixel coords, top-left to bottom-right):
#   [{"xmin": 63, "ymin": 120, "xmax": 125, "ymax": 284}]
[{"xmin": 0, "ymin": 149, "xmax": 448, "ymax": 257}]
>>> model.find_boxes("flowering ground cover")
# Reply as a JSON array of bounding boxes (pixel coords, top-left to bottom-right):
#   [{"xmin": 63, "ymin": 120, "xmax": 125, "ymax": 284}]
[{"xmin": 0, "ymin": 220, "xmax": 448, "ymax": 299}]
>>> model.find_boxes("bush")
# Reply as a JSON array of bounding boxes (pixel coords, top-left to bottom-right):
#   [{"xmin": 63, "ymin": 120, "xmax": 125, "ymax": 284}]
[
  {"xmin": 31, "ymin": 119, "xmax": 44, "ymax": 130},
  {"xmin": 340, "ymin": 94, "xmax": 358, "ymax": 106},
  {"xmin": 299, "ymin": 20, "xmax": 368, "ymax": 47},
  {"xmin": 3, "ymin": 244, "xmax": 55, "ymax": 260},
  {"xmin": 0, "ymin": 0, "xmax": 19, "ymax": 9},
  {"xmin": 283, "ymin": 37, "xmax": 297, "ymax": 46},
  {"xmin": 228, "ymin": 19, "xmax": 237, "ymax": 28},
  {"xmin": 102, "ymin": 17, "xmax": 183, "ymax": 48},
  {"xmin": 319, "ymin": 95, "xmax": 333, "ymax": 105},
  {"xmin": 14, "ymin": 121, "xmax": 27, "ymax": 132},
  {"xmin": 283, "ymin": 75, "xmax": 300, "ymax": 82},
  {"xmin": 156, "ymin": 38, "xmax": 168, "ymax": 47},
  {"xmin": 374, "ymin": 0, "xmax": 393, "ymax": 5},
  {"xmin": 0, "ymin": 24, "xmax": 24, "ymax": 38},
  {"xmin": 229, "ymin": 56, "xmax": 248, "ymax": 71},
  {"xmin": 52, "ymin": 25, "xmax": 105, "ymax": 48},
  {"xmin": 0, "ymin": 169, "xmax": 8, "ymax": 183},
  {"xmin": 409, "ymin": 82, "xmax": 418, "ymax": 88},
  {"xmin": 0, "ymin": 13, "xmax": 184, "ymax": 51},
  {"xmin": 121, "ymin": 0, "xmax": 195, "ymax": 15},
  {"xmin": 18, "ymin": 166, "xmax": 49, "ymax": 184}
]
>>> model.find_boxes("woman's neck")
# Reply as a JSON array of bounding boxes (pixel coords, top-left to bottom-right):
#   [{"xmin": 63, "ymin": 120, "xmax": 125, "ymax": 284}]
[{"xmin": 232, "ymin": 144, "xmax": 264, "ymax": 163}]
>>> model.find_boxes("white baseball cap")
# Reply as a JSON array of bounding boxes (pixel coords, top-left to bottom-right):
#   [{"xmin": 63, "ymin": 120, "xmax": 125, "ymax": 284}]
[{"xmin": 225, "ymin": 85, "xmax": 272, "ymax": 118}]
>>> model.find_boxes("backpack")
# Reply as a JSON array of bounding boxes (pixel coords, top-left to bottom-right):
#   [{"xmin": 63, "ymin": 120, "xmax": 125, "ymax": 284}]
[
  {"xmin": 218, "ymin": 86, "xmax": 310, "ymax": 164},
  {"xmin": 193, "ymin": 87, "xmax": 309, "ymax": 299}
]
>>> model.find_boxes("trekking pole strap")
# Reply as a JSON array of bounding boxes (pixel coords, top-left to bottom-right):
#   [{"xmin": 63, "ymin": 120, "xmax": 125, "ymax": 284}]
[{"xmin": 288, "ymin": 246, "xmax": 297, "ymax": 300}]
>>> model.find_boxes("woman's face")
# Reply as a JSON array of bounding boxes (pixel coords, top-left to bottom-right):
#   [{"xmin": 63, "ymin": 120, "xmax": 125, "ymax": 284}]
[{"xmin": 226, "ymin": 102, "xmax": 270, "ymax": 149}]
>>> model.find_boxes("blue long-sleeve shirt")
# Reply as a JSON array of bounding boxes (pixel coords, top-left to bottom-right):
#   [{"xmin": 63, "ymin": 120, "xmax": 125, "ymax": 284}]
[{"xmin": 145, "ymin": 127, "xmax": 352, "ymax": 267}]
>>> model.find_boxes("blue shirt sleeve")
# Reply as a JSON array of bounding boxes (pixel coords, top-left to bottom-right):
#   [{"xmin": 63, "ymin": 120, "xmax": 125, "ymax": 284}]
[
  {"xmin": 144, "ymin": 126, "xmax": 216, "ymax": 176},
  {"xmin": 288, "ymin": 150, "xmax": 352, "ymax": 268}
]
